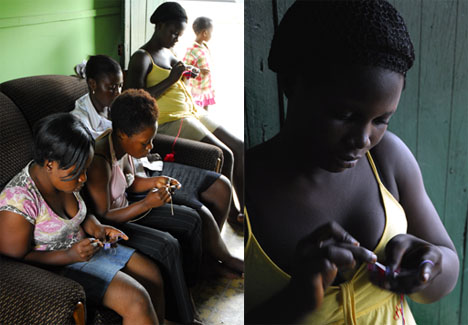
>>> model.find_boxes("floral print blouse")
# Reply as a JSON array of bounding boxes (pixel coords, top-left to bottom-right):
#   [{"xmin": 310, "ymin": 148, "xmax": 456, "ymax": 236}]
[{"xmin": 0, "ymin": 162, "xmax": 86, "ymax": 251}]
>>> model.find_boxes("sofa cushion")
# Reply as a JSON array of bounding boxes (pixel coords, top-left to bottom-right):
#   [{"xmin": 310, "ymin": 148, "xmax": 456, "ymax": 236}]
[
  {"xmin": 0, "ymin": 92, "xmax": 33, "ymax": 190},
  {"xmin": 1, "ymin": 75, "xmax": 88, "ymax": 129}
]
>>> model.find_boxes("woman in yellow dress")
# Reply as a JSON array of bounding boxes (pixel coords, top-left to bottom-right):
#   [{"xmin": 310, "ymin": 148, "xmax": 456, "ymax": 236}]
[{"xmin": 245, "ymin": 1, "xmax": 459, "ymax": 324}]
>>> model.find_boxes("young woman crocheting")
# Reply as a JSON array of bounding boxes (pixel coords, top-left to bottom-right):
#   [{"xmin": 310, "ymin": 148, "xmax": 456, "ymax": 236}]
[
  {"xmin": 72, "ymin": 55, "xmax": 243, "ymax": 279},
  {"xmin": 0, "ymin": 113, "xmax": 165, "ymax": 324},
  {"xmin": 83, "ymin": 88, "xmax": 243, "ymax": 285},
  {"xmin": 71, "ymin": 54, "xmax": 240, "ymax": 323},
  {"xmin": 245, "ymin": 1, "xmax": 459, "ymax": 324}
]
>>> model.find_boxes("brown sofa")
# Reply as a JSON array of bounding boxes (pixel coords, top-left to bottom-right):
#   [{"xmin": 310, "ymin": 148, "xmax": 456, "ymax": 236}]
[{"xmin": 0, "ymin": 74, "xmax": 223, "ymax": 324}]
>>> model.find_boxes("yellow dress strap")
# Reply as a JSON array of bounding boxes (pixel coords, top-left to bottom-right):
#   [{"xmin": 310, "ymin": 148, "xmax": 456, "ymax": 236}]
[
  {"xmin": 366, "ymin": 151, "xmax": 384, "ymax": 184},
  {"xmin": 244, "ymin": 208, "xmax": 290, "ymax": 279},
  {"xmin": 140, "ymin": 48, "xmax": 156, "ymax": 66}
]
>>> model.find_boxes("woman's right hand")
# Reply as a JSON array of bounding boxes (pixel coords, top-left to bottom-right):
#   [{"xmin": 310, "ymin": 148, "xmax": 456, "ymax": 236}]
[
  {"xmin": 143, "ymin": 187, "xmax": 171, "ymax": 209},
  {"xmin": 168, "ymin": 61, "xmax": 186, "ymax": 83},
  {"xmin": 67, "ymin": 238, "xmax": 102, "ymax": 263},
  {"xmin": 289, "ymin": 222, "xmax": 377, "ymax": 311}
]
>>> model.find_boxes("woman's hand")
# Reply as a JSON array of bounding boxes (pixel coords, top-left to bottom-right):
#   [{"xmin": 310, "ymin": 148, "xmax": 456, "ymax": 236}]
[
  {"xmin": 67, "ymin": 238, "xmax": 102, "ymax": 263},
  {"xmin": 371, "ymin": 233, "xmax": 442, "ymax": 294},
  {"xmin": 184, "ymin": 65, "xmax": 200, "ymax": 79},
  {"xmin": 289, "ymin": 221, "xmax": 377, "ymax": 311},
  {"xmin": 168, "ymin": 61, "xmax": 186, "ymax": 83},
  {"xmin": 153, "ymin": 176, "xmax": 181, "ymax": 190},
  {"xmin": 102, "ymin": 226, "xmax": 129, "ymax": 244},
  {"xmin": 143, "ymin": 187, "xmax": 172, "ymax": 209}
]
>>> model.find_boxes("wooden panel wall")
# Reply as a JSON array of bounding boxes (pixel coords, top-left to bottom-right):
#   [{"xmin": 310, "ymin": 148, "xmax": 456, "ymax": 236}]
[
  {"xmin": 244, "ymin": 1, "xmax": 468, "ymax": 323},
  {"xmin": 123, "ymin": 0, "xmax": 164, "ymax": 69}
]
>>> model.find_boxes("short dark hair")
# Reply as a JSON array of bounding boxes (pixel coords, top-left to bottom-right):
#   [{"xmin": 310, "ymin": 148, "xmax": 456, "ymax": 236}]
[
  {"xmin": 110, "ymin": 89, "xmax": 159, "ymax": 137},
  {"xmin": 150, "ymin": 1, "xmax": 187, "ymax": 25},
  {"xmin": 32, "ymin": 113, "xmax": 95, "ymax": 180},
  {"xmin": 193, "ymin": 17, "xmax": 212, "ymax": 34},
  {"xmin": 269, "ymin": 0, "xmax": 415, "ymax": 76},
  {"xmin": 85, "ymin": 55, "xmax": 122, "ymax": 82}
]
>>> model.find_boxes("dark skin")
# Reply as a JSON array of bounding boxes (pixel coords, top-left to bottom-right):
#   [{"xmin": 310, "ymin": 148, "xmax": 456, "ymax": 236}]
[
  {"xmin": 85, "ymin": 125, "xmax": 244, "ymax": 276},
  {"xmin": 124, "ymin": 20, "xmax": 244, "ymax": 224},
  {"xmin": 87, "ymin": 71, "xmax": 124, "ymax": 116},
  {"xmin": 245, "ymin": 65, "xmax": 459, "ymax": 323},
  {"xmin": 0, "ymin": 149, "xmax": 165, "ymax": 325},
  {"xmin": 88, "ymin": 69, "xmax": 234, "ymax": 232}
]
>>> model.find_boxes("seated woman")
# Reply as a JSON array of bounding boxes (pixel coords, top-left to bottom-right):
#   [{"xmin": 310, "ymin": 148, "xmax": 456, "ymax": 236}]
[
  {"xmin": 71, "ymin": 55, "xmax": 211, "ymax": 324},
  {"xmin": 83, "ymin": 88, "xmax": 243, "ymax": 280},
  {"xmin": 124, "ymin": 1, "xmax": 244, "ymax": 226},
  {"xmin": 245, "ymin": 1, "xmax": 459, "ymax": 324},
  {"xmin": 72, "ymin": 53, "xmax": 235, "ymax": 233},
  {"xmin": 0, "ymin": 113, "xmax": 165, "ymax": 324}
]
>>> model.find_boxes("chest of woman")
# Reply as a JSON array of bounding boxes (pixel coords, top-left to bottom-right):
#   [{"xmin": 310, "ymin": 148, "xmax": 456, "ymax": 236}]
[{"xmin": 250, "ymin": 168, "xmax": 387, "ymax": 273}]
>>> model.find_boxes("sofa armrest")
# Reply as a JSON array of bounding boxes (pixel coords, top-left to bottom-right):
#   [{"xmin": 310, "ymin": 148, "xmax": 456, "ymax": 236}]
[
  {"xmin": 0, "ymin": 255, "xmax": 86, "ymax": 325},
  {"xmin": 153, "ymin": 134, "xmax": 224, "ymax": 172}
]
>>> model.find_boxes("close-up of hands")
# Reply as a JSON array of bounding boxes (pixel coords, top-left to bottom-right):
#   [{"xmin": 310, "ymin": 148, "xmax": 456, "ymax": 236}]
[
  {"xmin": 153, "ymin": 176, "xmax": 181, "ymax": 191},
  {"xmin": 169, "ymin": 61, "xmax": 187, "ymax": 83},
  {"xmin": 369, "ymin": 233, "xmax": 442, "ymax": 294},
  {"xmin": 67, "ymin": 238, "xmax": 102, "ymax": 263},
  {"xmin": 289, "ymin": 221, "xmax": 377, "ymax": 310}
]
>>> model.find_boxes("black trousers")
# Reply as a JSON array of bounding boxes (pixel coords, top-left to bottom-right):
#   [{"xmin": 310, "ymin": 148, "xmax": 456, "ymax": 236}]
[{"xmin": 118, "ymin": 204, "xmax": 202, "ymax": 324}]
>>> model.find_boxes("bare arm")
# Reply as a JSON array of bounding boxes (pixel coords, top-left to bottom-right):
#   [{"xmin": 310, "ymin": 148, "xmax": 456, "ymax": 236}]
[
  {"xmin": 85, "ymin": 155, "xmax": 170, "ymax": 223},
  {"xmin": 128, "ymin": 175, "xmax": 181, "ymax": 194},
  {"xmin": 124, "ymin": 50, "xmax": 185, "ymax": 99},
  {"xmin": 374, "ymin": 132, "xmax": 459, "ymax": 303},
  {"xmin": 0, "ymin": 210, "xmax": 98, "ymax": 265}
]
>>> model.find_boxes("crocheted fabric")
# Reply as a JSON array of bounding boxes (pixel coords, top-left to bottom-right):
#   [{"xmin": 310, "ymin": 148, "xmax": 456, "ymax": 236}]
[{"xmin": 269, "ymin": 0, "xmax": 415, "ymax": 75}]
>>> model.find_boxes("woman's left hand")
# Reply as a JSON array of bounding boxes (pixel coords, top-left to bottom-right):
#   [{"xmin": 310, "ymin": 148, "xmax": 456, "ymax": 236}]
[
  {"xmin": 153, "ymin": 176, "xmax": 181, "ymax": 191},
  {"xmin": 103, "ymin": 226, "xmax": 129, "ymax": 243},
  {"xmin": 92, "ymin": 225, "xmax": 128, "ymax": 243},
  {"xmin": 371, "ymin": 234, "xmax": 442, "ymax": 294}
]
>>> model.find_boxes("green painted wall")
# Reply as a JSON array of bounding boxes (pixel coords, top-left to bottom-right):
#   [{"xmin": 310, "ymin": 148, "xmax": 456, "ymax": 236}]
[
  {"xmin": 0, "ymin": 0, "xmax": 122, "ymax": 83},
  {"xmin": 245, "ymin": 0, "xmax": 468, "ymax": 324}
]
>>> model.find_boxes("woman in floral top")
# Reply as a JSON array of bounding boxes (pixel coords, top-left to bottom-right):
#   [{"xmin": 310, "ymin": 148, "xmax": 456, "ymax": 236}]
[{"xmin": 0, "ymin": 113, "xmax": 166, "ymax": 324}]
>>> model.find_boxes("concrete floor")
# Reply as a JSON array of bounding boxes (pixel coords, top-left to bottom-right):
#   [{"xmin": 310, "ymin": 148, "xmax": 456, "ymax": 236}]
[
  {"xmin": 192, "ymin": 223, "xmax": 244, "ymax": 325},
  {"xmin": 173, "ymin": 3, "xmax": 244, "ymax": 323}
]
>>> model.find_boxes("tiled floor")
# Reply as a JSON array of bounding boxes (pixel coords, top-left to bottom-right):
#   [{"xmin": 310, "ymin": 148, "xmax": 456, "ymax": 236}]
[{"xmin": 192, "ymin": 223, "xmax": 244, "ymax": 325}]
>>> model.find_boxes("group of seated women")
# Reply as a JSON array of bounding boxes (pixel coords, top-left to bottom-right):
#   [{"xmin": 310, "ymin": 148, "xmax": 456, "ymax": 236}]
[{"xmin": 0, "ymin": 5, "xmax": 244, "ymax": 321}]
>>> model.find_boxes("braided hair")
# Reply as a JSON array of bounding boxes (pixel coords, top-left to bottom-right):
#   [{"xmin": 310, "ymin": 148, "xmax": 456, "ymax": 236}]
[
  {"xmin": 150, "ymin": 1, "xmax": 187, "ymax": 25},
  {"xmin": 269, "ymin": 0, "xmax": 415, "ymax": 76}
]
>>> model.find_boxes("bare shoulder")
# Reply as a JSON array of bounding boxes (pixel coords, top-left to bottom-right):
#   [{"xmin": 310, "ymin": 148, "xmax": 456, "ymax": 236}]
[
  {"xmin": 129, "ymin": 48, "xmax": 152, "ymax": 65},
  {"xmin": 0, "ymin": 210, "xmax": 33, "ymax": 258},
  {"xmin": 89, "ymin": 137, "xmax": 112, "ymax": 180},
  {"xmin": 125, "ymin": 49, "xmax": 153, "ymax": 89},
  {"xmin": 371, "ymin": 131, "xmax": 422, "ymax": 197}
]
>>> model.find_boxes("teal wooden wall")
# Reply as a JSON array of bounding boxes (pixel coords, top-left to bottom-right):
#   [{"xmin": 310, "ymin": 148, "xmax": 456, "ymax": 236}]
[
  {"xmin": 244, "ymin": 1, "xmax": 468, "ymax": 324},
  {"xmin": 0, "ymin": 0, "xmax": 122, "ymax": 83}
]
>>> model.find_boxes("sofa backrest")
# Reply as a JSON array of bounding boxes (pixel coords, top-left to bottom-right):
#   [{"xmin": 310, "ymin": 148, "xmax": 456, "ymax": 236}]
[
  {"xmin": 0, "ymin": 75, "xmax": 88, "ymax": 190},
  {"xmin": 0, "ymin": 92, "xmax": 33, "ymax": 189},
  {"xmin": 1, "ymin": 75, "xmax": 87, "ymax": 129}
]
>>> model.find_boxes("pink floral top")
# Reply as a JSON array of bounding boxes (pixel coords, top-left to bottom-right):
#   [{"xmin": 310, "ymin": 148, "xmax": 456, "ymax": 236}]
[
  {"xmin": 0, "ymin": 162, "xmax": 86, "ymax": 251},
  {"xmin": 183, "ymin": 41, "xmax": 216, "ymax": 107}
]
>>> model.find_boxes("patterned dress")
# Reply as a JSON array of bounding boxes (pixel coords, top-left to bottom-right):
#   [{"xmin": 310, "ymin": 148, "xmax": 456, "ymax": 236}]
[
  {"xmin": 0, "ymin": 162, "xmax": 135, "ymax": 304},
  {"xmin": 0, "ymin": 162, "xmax": 86, "ymax": 251},
  {"xmin": 183, "ymin": 41, "xmax": 216, "ymax": 108}
]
